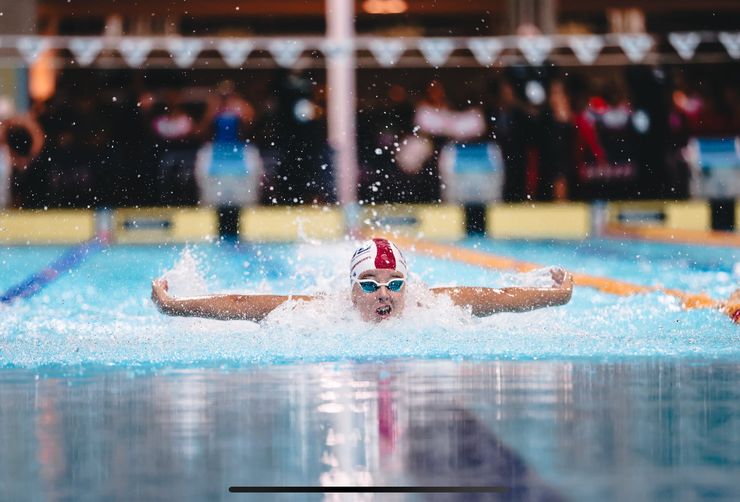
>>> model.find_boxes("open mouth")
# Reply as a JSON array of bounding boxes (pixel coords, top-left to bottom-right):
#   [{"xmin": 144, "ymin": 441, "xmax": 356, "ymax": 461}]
[{"xmin": 376, "ymin": 305, "xmax": 392, "ymax": 317}]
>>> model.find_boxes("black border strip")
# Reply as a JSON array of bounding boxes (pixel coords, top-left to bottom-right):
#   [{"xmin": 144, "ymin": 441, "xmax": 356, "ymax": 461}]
[{"xmin": 229, "ymin": 486, "xmax": 508, "ymax": 493}]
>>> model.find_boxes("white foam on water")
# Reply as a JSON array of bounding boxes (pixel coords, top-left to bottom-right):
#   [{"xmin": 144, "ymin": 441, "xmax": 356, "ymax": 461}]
[
  {"xmin": 162, "ymin": 247, "xmax": 210, "ymax": 297},
  {"xmin": 2, "ymin": 243, "xmax": 739, "ymax": 367}
]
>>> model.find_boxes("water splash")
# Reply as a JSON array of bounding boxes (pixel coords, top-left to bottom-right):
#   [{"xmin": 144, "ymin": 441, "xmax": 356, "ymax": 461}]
[
  {"xmin": 1, "ymin": 242, "xmax": 738, "ymax": 368},
  {"xmin": 162, "ymin": 247, "xmax": 210, "ymax": 297}
]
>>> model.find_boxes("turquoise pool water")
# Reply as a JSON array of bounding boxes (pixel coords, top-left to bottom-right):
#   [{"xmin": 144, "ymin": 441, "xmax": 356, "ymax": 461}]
[{"xmin": 1, "ymin": 237, "xmax": 739, "ymax": 500}]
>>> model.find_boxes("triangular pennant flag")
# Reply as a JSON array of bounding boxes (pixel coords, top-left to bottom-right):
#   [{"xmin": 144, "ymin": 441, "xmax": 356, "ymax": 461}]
[
  {"xmin": 518, "ymin": 36, "xmax": 552, "ymax": 65},
  {"xmin": 418, "ymin": 38, "xmax": 455, "ymax": 67},
  {"xmin": 119, "ymin": 38, "xmax": 153, "ymax": 67},
  {"xmin": 617, "ymin": 34, "xmax": 653, "ymax": 62},
  {"xmin": 467, "ymin": 38, "xmax": 503, "ymax": 66},
  {"xmin": 668, "ymin": 32, "xmax": 701, "ymax": 60},
  {"xmin": 367, "ymin": 39, "xmax": 406, "ymax": 66},
  {"xmin": 17, "ymin": 37, "xmax": 50, "ymax": 64},
  {"xmin": 568, "ymin": 35, "xmax": 604, "ymax": 64},
  {"xmin": 718, "ymin": 32, "xmax": 740, "ymax": 59},
  {"xmin": 167, "ymin": 38, "xmax": 203, "ymax": 68},
  {"xmin": 268, "ymin": 40, "xmax": 305, "ymax": 68},
  {"xmin": 69, "ymin": 37, "xmax": 103, "ymax": 66},
  {"xmin": 217, "ymin": 39, "xmax": 254, "ymax": 67}
]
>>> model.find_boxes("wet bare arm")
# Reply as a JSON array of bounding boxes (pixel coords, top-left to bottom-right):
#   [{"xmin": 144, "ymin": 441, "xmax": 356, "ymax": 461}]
[
  {"xmin": 151, "ymin": 278, "xmax": 314, "ymax": 322},
  {"xmin": 430, "ymin": 268, "xmax": 573, "ymax": 317}
]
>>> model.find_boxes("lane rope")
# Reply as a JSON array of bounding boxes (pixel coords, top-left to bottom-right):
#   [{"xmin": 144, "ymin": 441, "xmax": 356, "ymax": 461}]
[
  {"xmin": 605, "ymin": 224, "xmax": 740, "ymax": 248},
  {"xmin": 388, "ymin": 235, "xmax": 739, "ymax": 323},
  {"xmin": 0, "ymin": 239, "xmax": 104, "ymax": 304}
]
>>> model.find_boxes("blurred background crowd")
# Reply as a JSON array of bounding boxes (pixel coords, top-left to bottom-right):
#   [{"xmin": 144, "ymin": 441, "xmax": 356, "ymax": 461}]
[
  {"xmin": 3, "ymin": 64, "xmax": 738, "ymax": 209},
  {"xmin": 1, "ymin": 0, "xmax": 739, "ymax": 210}
]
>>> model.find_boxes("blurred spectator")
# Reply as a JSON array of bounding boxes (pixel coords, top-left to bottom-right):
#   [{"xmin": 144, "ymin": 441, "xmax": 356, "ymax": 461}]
[
  {"xmin": 505, "ymin": 29, "xmax": 555, "ymax": 200},
  {"xmin": 569, "ymin": 74, "xmax": 603, "ymax": 200},
  {"xmin": 398, "ymin": 79, "xmax": 454, "ymax": 202},
  {"xmin": 357, "ymin": 83, "xmax": 415, "ymax": 204},
  {"xmin": 625, "ymin": 66, "xmax": 673, "ymax": 199},
  {"xmin": 150, "ymin": 90, "xmax": 198, "ymax": 205},
  {"xmin": 568, "ymin": 76, "xmax": 642, "ymax": 200},
  {"xmin": 195, "ymin": 80, "xmax": 262, "ymax": 208},
  {"xmin": 265, "ymin": 70, "xmax": 334, "ymax": 205},
  {"xmin": 37, "ymin": 95, "xmax": 97, "ymax": 208},
  {"xmin": 537, "ymin": 79, "xmax": 576, "ymax": 201},
  {"xmin": 722, "ymin": 82, "xmax": 740, "ymax": 133},
  {"xmin": 0, "ymin": 113, "xmax": 44, "ymax": 208},
  {"xmin": 487, "ymin": 78, "xmax": 531, "ymax": 202},
  {"xmin": 438, "ymin": 90, "xmax": 502, "ymax": 205},
  {"xmin": 592, "ymin": 80, "xmax": 639, "ymax": 198},
  {"xmin": 674, "ymin": 78, "xmax": 740, "ymax": 137}
]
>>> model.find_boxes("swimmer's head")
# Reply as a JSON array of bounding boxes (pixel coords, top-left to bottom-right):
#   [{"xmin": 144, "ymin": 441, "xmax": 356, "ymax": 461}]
[
  {"xmin": 350, "ymin": 238, "xmax": 407, "ymax": 284},
  {"xmin": 350, "ymin": 238, "xmax": 408, "ymax": 322}
]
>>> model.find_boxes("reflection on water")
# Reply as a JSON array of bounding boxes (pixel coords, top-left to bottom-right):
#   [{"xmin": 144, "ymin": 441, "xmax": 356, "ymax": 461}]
[{"xmin": 1, "ymin": 360, "xmax": 739, "ymax": 501}]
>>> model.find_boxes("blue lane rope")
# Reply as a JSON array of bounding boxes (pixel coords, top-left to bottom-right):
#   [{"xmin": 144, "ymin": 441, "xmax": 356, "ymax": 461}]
[{"xmin": 0, "ymin": 239, "xmax": 104, "ymax": 304}]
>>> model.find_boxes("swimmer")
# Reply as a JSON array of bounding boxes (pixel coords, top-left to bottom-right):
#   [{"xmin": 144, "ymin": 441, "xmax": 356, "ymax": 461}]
[
  {"xmin": 724, "ymin": 289, "xmax": 740, "ymax": 324},
  {"xmin": 151, "ymin": 238, "xmax": 573, "ymax": 323}
]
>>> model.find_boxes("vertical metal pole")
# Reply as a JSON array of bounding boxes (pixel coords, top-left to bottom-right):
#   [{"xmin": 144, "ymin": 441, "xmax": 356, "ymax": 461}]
[
  {"xmin": 326, "ymin": 0, "xmax": 358, "ymax": 206},
  {"xmin": 539, "ymin": 0, "xmax": 557, "ymax": 34},
  {"xmin": 508, "ymin": 0, "xmax": 556, "ymax": 33}
]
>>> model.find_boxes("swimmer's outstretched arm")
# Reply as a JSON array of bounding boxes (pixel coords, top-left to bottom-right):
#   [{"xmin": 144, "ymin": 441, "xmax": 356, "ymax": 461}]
[
  {"xmin": 151, "ymin": 278, "xmax": 314, "ymax": 322},
  {"xmin": 430, "ymin": 268, "xmax": 573, "ymax": 317}
]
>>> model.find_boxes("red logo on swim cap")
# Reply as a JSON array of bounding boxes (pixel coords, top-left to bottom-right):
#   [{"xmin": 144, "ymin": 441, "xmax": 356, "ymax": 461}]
[{"xmin": 373, "ymin": 238, "xmax": 396, "ymax": 270}]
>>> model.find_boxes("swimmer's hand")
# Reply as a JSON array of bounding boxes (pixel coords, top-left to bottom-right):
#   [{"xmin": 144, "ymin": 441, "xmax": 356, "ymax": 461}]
[
  {"xmin": 151, "ymin": 278, "xmax": 175, "ymax": 314},
  {"xmin": 550, "ymin": 267, "xmax": 573, "ymax": 300}
]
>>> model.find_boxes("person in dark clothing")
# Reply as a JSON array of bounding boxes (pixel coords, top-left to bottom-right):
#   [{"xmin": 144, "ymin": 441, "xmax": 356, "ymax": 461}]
[
  {"xmin": 1, "ymin": 113, "xmax": 45, "ymax": 208},
  {"xmin": 267, "ymin": 71, "xmax": 334, "ymax": 205},
  {"xmin": 357, "ymin": 83, "xmax": 415, "ymax": 204},
  {"xmin": 488, "ymin": 79, "xmax": 531, "ymax": 202},
  {"xmin": 537, "ymin": 80, "xmax": 576, "ymax": 201},
  {"xmin": 150, "ymin": 90, "xmax": 199, "ymax": 205}
]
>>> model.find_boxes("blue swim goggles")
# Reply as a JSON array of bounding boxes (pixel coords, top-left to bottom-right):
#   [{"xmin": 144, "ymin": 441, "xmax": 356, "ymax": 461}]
[{"xmin": 356, "ymin": 278, "xmax": 405, "ymax": 293}]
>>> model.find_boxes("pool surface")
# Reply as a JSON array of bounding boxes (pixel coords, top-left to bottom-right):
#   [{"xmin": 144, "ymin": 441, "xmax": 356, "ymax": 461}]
[{"xmin": 1, "ymin": 237, "xmax": 739, "ymax": 500}]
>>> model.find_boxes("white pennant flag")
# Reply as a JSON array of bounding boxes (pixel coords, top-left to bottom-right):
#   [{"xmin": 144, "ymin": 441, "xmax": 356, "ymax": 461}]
[
  {"xmin": 418, "ymin": 39, "xmax": 455, "ymax": 67},
  {"xmin": 518, "ymin": 36, "xmax": 552, "ymax": 65},
  {"xmin": 617, "ymin": 34, "xmax": 653, "ymax": 62},
  {"xmin": 268, "ymin": 40, "xmax": 305, "ymax": 67},
  {"xmin": 718, "ymin": 32, "xmax": 740, "ymax": 59},
  {"xmin": 668, "ymin": 32, "xmax": 701, "ymax": 60},
  {"xmin": 568, "ymin": 35, "xmax": 604, "ymax": 64},
  {"xmin": 17, "ymin": 37, "xmax": 50, "ymax": 64},
  {"xmin": 367, "ymin": 39, "xmax": 406, "ymax": 66},
  {"xmin": 467, "ymin": 38, "xmax": 503, "ymax": 66},
  {"xmin": 119, "ymin": 38, "xmax": 153, "ymax": 67},
  {"xmin": 167, "ymin": 38, "xmax": 203, "ymax": 68},
  {"xmin": 217, "ymin": 39, "xmax": 254, "ymax": 67},
  {"xmin": 69, "ymin": 38, "xmax": 103, "ymax": 66}
]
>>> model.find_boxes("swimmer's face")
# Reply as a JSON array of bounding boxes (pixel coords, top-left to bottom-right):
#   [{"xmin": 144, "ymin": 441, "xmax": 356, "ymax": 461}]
[{"xmin": 351, "ymin": 268, "xmax": 406, "ymax": 322}]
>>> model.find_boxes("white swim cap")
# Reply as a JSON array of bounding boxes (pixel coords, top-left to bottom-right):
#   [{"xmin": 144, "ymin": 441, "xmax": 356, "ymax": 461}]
[{"xmin": 350, "ymin": 238, "xmax": 408, "ymax": 284}]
